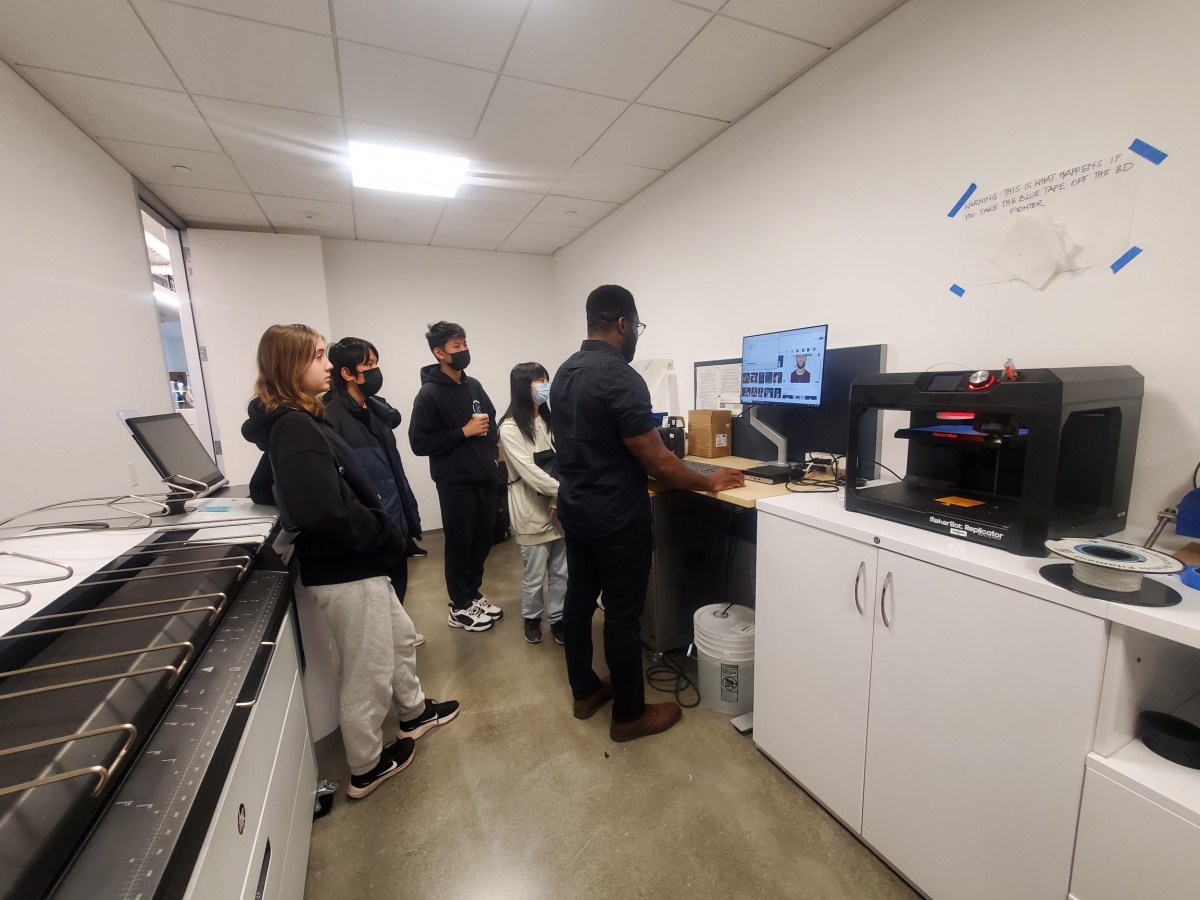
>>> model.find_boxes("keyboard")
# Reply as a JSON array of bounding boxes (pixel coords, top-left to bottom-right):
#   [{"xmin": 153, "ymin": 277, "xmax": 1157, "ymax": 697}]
[{"xmin": 682, "ymin": 459, "xmax": 722, "ymax": 477}]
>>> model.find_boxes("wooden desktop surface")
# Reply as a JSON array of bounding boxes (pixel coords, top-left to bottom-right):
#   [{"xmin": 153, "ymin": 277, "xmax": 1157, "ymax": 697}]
[{"xmin": 648, "ymin": 455, "xmax": 835, "ymax": 509}]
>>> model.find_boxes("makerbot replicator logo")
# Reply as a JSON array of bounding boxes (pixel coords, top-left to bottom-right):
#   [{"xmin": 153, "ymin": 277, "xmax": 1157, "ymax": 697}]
[{"xmin": 929, "ymin": 516, "xmax": 1004, "ymax": 542}]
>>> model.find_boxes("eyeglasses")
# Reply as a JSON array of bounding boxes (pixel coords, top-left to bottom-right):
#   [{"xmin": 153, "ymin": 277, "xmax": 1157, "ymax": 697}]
[{"xmin": 635, "ymin": 322, "xmax": 647, "ymax": 337}]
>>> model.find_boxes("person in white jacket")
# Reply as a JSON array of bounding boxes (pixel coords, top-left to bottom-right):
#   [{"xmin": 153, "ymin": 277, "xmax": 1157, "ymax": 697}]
[{"xmin": 498, "ymin": 362, "xmax": 568, "ymax": 645}]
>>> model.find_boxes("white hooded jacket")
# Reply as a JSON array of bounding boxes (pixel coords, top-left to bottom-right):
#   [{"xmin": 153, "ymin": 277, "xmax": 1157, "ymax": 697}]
[{"xmin": 499, "ymin": 415, "xmax": 564, "ymax": 545}]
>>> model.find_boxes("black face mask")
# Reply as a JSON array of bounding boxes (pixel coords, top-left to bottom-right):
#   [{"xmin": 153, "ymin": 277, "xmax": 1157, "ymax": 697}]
[
  {"xmin": 359, "ymin": 367, "xmax": 383, "ymax": 397},
  {"xmin": 444, "ymin": 349, "xmax": 471, "ymax": 371},
  {"xmin": 620, "ymin": 329, "xmax": 638, "ymax": 364}
]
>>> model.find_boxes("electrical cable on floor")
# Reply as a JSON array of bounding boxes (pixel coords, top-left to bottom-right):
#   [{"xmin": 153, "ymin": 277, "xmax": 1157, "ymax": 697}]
[{"xmin": 646, "ymin": 650, "xmax": 701, "ymax": 708}]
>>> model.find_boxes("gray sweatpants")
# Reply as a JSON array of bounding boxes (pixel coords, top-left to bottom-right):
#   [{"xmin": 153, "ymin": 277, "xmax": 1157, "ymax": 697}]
[{"xmin": 306, "ymin": 575, "xmax": 425, "ymax": 775}]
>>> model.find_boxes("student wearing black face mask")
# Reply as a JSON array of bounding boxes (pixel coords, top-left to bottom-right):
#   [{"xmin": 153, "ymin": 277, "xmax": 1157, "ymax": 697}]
[
  {"xmin": 325, "ymin": 338, "xmax": 425, "ymax": 612},
  {"xmin": 409, "ymin": 321, "xmax": 502, "ymax": 633}
]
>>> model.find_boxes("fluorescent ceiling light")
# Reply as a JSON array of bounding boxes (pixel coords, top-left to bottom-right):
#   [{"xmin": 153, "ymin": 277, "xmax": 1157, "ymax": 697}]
[
  {"xmin": 348, "ymin": 141, "xmax": 469, "ymax": 198},
  {"xmin": 144, "ymin": 230, "xmax": 171, "ymax": 262}
]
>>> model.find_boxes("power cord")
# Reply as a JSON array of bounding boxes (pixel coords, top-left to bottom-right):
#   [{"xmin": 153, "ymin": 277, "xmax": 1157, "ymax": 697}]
[{"xmin": 646, "ymin": 650, "xmax": 701, "ymax": 708}]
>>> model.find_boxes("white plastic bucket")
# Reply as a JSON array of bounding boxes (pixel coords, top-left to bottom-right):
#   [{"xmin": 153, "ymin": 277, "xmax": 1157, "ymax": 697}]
[{"xmin": 690, "ymin": 604, "xmax": 755, "ymax": 716}]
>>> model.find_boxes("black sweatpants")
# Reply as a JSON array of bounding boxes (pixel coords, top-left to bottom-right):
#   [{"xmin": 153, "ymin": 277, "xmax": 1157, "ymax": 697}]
[
  {"xmin": 437, "ymin": 483, "xmax": 496, "ymax": 610},
  {"xmin": 561, "ymin": 521, "xmax": 653, "ymax": 724}
]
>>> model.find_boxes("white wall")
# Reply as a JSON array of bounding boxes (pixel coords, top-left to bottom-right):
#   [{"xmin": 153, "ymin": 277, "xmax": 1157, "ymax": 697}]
[
  {"xmin": 322, "ymin": 240, "xmax": 555, "ymax": 531},
  {"xmin": 552, "ymin": 0, "xmax": 1200, "ymax": 533},
  {"xmin": 186, "ymin": 231, "xmax": 331, "ymax": 486},
  {"xmin": 0, "ymin": 61, "xmax": 171, "ymax": 519}
]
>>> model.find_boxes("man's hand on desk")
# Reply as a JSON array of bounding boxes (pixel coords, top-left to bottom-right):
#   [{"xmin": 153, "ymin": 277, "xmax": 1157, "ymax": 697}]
[{"xmin": 706, "ymin": 468, "xmax": 746, "ymax": 492}]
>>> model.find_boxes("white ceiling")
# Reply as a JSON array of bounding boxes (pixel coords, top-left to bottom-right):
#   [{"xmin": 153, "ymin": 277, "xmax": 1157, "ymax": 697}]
[{"xmin": 0, "ymin": 0, "xmax": 903, "ymax": 255}]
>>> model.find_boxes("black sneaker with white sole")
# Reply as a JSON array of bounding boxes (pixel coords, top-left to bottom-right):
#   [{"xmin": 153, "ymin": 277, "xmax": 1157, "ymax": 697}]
[
  {"xmin": 524, "ymin": 617, "xmax": 542, "ymax": 644},
  {"xmin": 448, "ymin": 603, "xmax": 494, "ymax": 631},
  {"xmin": 475, "ymin": 596, "xmax": 503, "ymax": 620},
  {"xmin": 347, "ymin": 738, "xmax": 415, "ymax": 799},
  {"xmin": 398, "ymin": 698, "xmax": 460, "ymax": 740},
  {"xmin": 549, "ymin": 621, "xmax": 565, "ymax": 645}
]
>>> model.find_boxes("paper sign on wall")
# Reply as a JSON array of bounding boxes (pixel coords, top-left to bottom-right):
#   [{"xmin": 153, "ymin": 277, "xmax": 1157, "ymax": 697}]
[{"xmin": 956, "ymin": 150, "xmax": 1138, "ymax": 289}]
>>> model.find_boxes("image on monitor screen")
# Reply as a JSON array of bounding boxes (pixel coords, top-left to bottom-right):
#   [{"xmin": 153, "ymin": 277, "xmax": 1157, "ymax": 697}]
[
  {"xmin": 126, "ymin": 413, "xmax": 225, "ymax": 493},
  {"xmin": 740, "ymin": 325, "xmax": 828, "ymax": 407}
]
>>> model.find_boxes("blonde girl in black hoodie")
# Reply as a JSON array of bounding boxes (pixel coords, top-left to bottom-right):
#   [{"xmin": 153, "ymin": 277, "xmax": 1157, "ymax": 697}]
[{"xmin": 242, "ymin": 324, "xmax": 458, "ymax": 799}]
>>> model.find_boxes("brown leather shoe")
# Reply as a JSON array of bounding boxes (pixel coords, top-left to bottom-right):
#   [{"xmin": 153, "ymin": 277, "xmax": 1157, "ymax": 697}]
[
  {"xmin": 609, "ymin": 701, "xmax": 683, "ymax": 742},
  {"xmin": 572, "ymin": 677, "xmax": 614, "ymax": 720}
]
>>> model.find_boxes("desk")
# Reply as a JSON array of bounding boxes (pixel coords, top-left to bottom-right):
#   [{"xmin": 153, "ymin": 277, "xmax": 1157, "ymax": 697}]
[{"xmin": 641, "ymin": 456, "xmax": 834, "ymax": 653}]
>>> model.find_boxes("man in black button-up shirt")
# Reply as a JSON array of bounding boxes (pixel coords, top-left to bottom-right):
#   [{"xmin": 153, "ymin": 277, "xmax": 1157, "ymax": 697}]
[{"xmin": 551, "ymin": 285, "xmax": 744, "ymax": 742}]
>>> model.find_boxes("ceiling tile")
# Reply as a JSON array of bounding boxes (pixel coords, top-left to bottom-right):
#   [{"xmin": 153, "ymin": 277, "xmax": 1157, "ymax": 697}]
[
  {"xmin": 332, "ymin": 0, "xmax": 527, "ymax": 70},
  {"xmin": 526, "ymin": 195, "xmax": 617, "ymax": 229},
  {"xmin": 434, "ymin": 214, "xmax": 517, "ymax": 243},
  {"xmin": 464, "ymin": 158, "xmax": 572, "ymax": 195},
  {"xmin": 0, "ymin": 0, "xmax": 181, "ymax": 89},
  {"xmin": 673, "ymin": 0, "xmax": 725, "ymax": 10},
  {"xmin": 354, "ymin": 205, "xmax": 441, "ymax": 245},
  {"xmin": 131, "ymin": 0, "xmax": 341, "ymax": 115},
  {"xmin": 345, "ymin": 120, "xmax": 472, "ymax": 158},
  {"xmin": 165, "ymin": 0, "xmax": 331, "ymax": 34},
  {"xmin": 353, "ymin": 189, "xmax": 447, "ymax": 214},
  {"xmin": 195, "ymin": 97, "xmax": 345, "ymax": 166},
  {"xmin": 721, "ymin": 0, "xmax": 898, "ymax": 47},
  {"xmin": 445, "ymin": 185, "xmax": 542, "ymax": 222},
  {"xmin": 585, "ymin": 103, "xmax": 726, "ymax": 169},
  {"xmin": 551, "ymin": 159, "xmax": 663, "ymax": 203},
  {"xmin": 256, "ymin": 196, "xmax": 354, "ymax": 230},
  {"xmin": 639, "ymin": 16, "xmax": 826, "ymax": 120},
  {"xmin": 499, "ymin": 222, "xmax": 584, "ymax": 255},
  {"xmin": 472, "ymin": 77, "xmax": 626, "ymax": 164},
  {"xmin": 338, "ymin": 41, "xmax": 495, "ymax": 139},
  {"xmin": 98, "ymin": 140, "xmax": 247, "ymax": 191},
  {"xmin": 430, "ymin": 237, "xmax": 500, "ymax": 252},
  {"xmin": 147, "ymin": 184, "xmax": 268, "ymax": 222},
  {"xmin": 184, "ymin": 218, "xmax": 274, "ymax": 233},
  {"xmin": 503, "ymin": 0, "xmax": 709, "ymax": 101},
  {"xmin": 236, "ymin": 160, "xmax": 351, "ymax": 202},
  {"xmin": 19, "ymin": 68, "xmax": 220, "ymax": 150},
  {"xmin": 277, "ymin": 225, "xmax": 357, "ymax": 239}
]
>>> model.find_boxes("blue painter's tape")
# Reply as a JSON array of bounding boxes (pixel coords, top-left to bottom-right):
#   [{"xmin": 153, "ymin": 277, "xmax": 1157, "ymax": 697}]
[
  {"xmin": 1129, "ymin": 139, "xmax": 1167, "ymax": 165},
  {"xmin": 949, "ymin": 284, "xmax": 966, "ymax": 297},
  {"xmin": 1180, "ymin": 566, "xmax": 1200, "ymax": 591},
  {"xmin": 1110, "ymin": 246, "xmax": 1143, "ymax": 274},
  {"xmin": 201, "ymin": 504, "xmax": 233, "ymax": 512},
  {"xmin": 947, "ymin": 183, "xmax": 977, "ymax": 218}
]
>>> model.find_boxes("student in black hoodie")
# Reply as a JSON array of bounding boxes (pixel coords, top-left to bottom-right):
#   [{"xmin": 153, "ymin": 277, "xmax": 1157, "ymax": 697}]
[
  {"xmin": 242, "ymin": 324, "xmax": 459, "ymax": 800},
  {"xmin": 408, "ymin": 321, "xmax": 503, "ymax": 633},
  {"xmin": 325, "ymin": 337, "xmax": 425, "ymax": 570}
]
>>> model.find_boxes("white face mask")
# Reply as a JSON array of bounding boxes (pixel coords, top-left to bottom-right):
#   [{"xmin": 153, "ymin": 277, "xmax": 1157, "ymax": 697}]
[{"xmin": 532, "ymin": 381, "xmax": 551, "ymax": 406}]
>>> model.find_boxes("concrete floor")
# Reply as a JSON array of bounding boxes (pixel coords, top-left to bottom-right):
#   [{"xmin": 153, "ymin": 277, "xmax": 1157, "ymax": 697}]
[{"xmin": 304, "ymin": 533, "xmax": 917, "ymax": 900}]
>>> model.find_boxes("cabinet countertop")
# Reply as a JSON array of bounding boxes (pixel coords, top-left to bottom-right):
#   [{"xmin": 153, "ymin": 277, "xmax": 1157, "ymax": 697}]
[{"xmin": 757, "ymin": 491, "xmax": 1200, "ymax": 652}]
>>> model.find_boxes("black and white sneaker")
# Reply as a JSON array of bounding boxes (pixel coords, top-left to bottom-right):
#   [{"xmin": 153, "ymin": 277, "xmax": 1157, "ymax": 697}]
[
  {"xmin": 448, "ymin": 603, "xmax": 494, "ymax": 631},
  {"xmin": 475, "ymin": 595, "xmax": 503, "ymax": 620},
  {"xmin": 398, "ymin": 698, "xmax": 460, "ymax": 740},
  {"xmin": 549, "ymin": 621, "xmax": 565, "ymax": 645},
  {"xmin": 347, "ymin": 738, "xmax": 415, "ymax": 799},
  {"xmin": 524, "ymin": 617, "xmax": 542, "ymax": 644}
]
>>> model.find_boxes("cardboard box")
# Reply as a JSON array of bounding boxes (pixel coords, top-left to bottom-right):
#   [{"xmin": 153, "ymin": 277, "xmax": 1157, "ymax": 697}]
[{"xmin": 688, "ymin": 409, "xmax": 732, "ymax": 458}]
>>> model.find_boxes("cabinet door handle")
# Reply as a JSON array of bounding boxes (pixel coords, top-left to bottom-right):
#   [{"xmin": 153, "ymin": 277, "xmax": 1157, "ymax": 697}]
[
  {"xmin": 853, "ymin": 561, "xmax": 866, "ymax": 615},
  {"xmin": 880, "ymin": 571, "xmax": 893, "ymax": 627}
]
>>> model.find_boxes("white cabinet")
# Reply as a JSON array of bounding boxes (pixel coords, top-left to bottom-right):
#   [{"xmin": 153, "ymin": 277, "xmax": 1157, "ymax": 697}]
[
  {"xmin": 754, "ymin": 513, "xmax": 877, "ymax": 831},
  {"xmin": 862, "ymin": 549, "xmax": 1107, "ymax": 900},
  {"xmin": 754, "ymin": 513, "xmax": 1108, "ymax": 900}
]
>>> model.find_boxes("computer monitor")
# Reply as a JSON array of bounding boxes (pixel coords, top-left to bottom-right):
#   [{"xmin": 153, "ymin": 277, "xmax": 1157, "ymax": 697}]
[
  {"xmin": 126, "ymin": 413, "xmax": 227, "ymax": 502},
  {"xmin": 741, "ymin": 325, "xmax": 828, "ymax": 407}
]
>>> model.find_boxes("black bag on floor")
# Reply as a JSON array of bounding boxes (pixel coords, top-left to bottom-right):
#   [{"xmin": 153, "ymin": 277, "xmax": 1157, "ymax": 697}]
[{"xmin": 493, "ymin": 461, "xmax": 512, "ymax": 544}]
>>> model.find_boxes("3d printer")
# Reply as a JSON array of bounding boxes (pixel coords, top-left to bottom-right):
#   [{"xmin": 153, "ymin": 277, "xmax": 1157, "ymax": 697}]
[{"xmin": 844, "ymin": 366, "xmax": 1144, "ymax": 556}]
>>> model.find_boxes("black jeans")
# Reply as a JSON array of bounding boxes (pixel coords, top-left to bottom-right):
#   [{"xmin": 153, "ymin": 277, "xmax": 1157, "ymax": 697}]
[
  {"xmin": 561, "ymin": 521, "xmax": 653, "ymax": 724},
  {"xmin": 388, "ymin": 559, "xmax": 408, "ymax": 605},
  {"xmin": 437, "ymin": 483, "xmax": 496, "ymax": 610}
]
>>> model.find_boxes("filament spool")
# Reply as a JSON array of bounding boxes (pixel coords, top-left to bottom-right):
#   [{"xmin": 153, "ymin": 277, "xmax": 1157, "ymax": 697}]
[{"xmin": 1041, "ymin": 538, "xmax": 1184, "ymax": 607}]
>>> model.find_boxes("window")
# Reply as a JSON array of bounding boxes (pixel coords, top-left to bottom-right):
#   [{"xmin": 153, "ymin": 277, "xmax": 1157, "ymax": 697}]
[{"xmin": 141, "ymin": 208, "xmax": 218, "ymax": 461}]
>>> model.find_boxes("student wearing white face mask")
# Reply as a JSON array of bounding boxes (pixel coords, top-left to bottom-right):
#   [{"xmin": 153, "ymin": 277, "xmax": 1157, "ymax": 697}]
[{"xmin": 498, "ymin": 362, "xmax": 568, "ymax": 645}]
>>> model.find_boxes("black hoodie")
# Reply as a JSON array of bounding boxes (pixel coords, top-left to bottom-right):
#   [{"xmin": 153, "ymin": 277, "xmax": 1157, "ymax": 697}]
[
  {"xmin": 408, "ymin": 364, "xmax": 498, "ymax": 489},
  {"xmin": 241, "ymin": 399, "xmax": 406, "ymax": 586}
]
